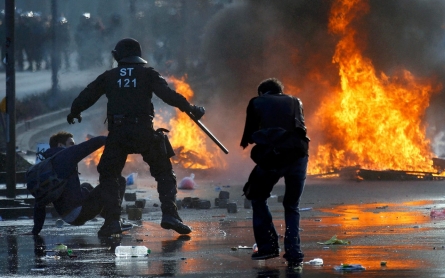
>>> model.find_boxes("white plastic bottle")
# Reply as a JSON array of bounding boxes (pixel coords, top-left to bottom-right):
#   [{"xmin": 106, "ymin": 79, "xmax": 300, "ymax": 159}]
[{"xmin": 115, "ymin": 246, "xmax": 151, "ymax": 257}]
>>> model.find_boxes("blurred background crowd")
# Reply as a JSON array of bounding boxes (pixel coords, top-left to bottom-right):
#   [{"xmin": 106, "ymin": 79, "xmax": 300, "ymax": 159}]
[{"xmin": 0, "ymin": 0, "xmax": 231, "ymax": 76}]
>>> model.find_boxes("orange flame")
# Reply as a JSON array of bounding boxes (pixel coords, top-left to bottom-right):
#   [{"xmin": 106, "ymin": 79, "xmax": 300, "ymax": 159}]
[
  {"xmin": 308, "ymin": 0, "xmax": 442, "ymax": 174},
  {"xmin": 84, "ymin": 146, "xmax": 103, "ymax": 167},
  {"xmin": 165, "ymin": 75, "xmax": 226, "ymax": 170},
  {"xmin": 83, "ymin": 76, "xmax": 225, "ymax": 171},
  {"xmin": 84, "ymin": 145, "xmax": 135, "ymax": 167}
]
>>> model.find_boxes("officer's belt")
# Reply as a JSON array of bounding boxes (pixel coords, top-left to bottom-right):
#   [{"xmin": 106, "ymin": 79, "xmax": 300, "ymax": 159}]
[{"xmin": 110, "ymin": 114, "xmax": 153, "ymax": 125}]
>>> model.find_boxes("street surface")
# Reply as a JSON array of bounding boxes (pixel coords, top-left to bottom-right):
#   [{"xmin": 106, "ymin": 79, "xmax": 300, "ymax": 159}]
[
  {"xmin": 1, "ymin": 66, "xmax": 105, "ymax": 99},
  {"xmin": 1, "ymin": 179, "xmax": 445, "ymax": 277}
]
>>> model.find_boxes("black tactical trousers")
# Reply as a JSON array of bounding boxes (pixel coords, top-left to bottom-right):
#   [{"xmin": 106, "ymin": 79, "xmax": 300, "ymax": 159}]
[
  {"xmin": 97, "ymin": 124, "xmax": 178, "ymax": 221},
  {"xmin": 70, "ymin": 178, "xmax": 126, "ymax": 226}
]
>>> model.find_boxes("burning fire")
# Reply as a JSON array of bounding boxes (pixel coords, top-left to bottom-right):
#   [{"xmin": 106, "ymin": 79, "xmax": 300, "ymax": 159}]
[
  {"xmin": 84, "ymin": 76, "xmax": 226, "ymax": 170},
  {"xmin": 84, "ymin": 146, "xmax": 135, "ymax": 167},
  {"xmin": 165, "ymin": 76, "xmax": 226, "ymax": 170},
  {"xmin": 307, "ymin": 0, "xmax": 442, "ymax": 174}
]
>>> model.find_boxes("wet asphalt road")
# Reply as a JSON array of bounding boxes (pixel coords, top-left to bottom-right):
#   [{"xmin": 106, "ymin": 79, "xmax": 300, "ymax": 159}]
[{"xmin": 2, "ymin": 179, "xmax": 445, "ymax": 277}]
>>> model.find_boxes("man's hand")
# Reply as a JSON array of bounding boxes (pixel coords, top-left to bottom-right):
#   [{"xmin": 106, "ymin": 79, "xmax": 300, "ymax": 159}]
[
  {"xmin": 67, "ymin": 113, "xmax": 82, "ymax": 124},
  {"xmin": 189, "ymin": 105, "xmax": 205, "ymax": 120}
]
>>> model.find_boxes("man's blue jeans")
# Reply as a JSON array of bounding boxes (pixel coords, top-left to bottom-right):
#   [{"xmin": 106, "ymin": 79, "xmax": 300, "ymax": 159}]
[{"xmin": 249, "ymin": 155, "xmax": 308, "ymax": 263}]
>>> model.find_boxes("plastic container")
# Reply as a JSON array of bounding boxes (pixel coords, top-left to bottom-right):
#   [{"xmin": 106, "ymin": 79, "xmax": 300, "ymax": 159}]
[
  {"xmin": 115, "ymin": 246, "xmax": 151, "ymax": 257},
  {"xmin": 252, "ymin": 243, "xmax": 258, "ymax": 253},
  {"xmin": 308, "ymin": 258, "xmax": 324, "ymax": 265},
  {"xmin": 430, "ymin": 209, "xmax": 445, "ymax": 218},
  {"xmin": 54, "ymin": 243, "xmax": 67, "ymax": 251}
]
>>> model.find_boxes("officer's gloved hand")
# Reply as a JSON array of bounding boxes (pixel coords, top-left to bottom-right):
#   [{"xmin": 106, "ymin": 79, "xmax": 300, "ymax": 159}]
[
  {"xmin": 67, "ymin": 113, "xmax": 82, "ymax": 124},
  {"xmin": 189, "ymin": 105, "xmax": 205, "ymax": 120}
]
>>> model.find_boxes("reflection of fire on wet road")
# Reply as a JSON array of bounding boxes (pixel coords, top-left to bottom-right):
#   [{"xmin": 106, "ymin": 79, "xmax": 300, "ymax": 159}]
[
  {"xmin": 317, "ymin": 201, "xmax": 432, "ymax": 232},
  {"xmin": 298, "ymin": 199, "xmax": 435, "ymax": 270}
]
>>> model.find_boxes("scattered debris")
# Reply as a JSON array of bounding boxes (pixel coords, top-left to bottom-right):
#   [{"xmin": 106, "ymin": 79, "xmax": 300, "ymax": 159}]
[
  {"xmin": 307, "ymin": 258, "xmax": 323, "ymax": 265},
  {"xmin": 126, "ymin": 173, "xmax": 138, "ymax": 186},
  {"xmin": 317, "ymin": 235, "xmax": 351, "ymax": 245},
  {"xmin": 115, "ymin": 246, "xmax": 150, "ymax": 257},
  {"xmin": 135, "ymin": 199, "xmax": 146, "ymax": 209},
  {"xmin": 219, "ymin": 191, "xmax": 230, "ymax": 200},
  {"xmin": 430, "ymin": 209, "xmax": 445, "ymax": 218},
  {"xmin": 227, "ymin": 202, "xmax": 237, "ymax": 213},
  {"xmin": 178, "ymin": 174, "xmax": 196, "ymax": 189},
  {"xmin": 334, "ymin": 264, "xmax": 365, "ymax": 271},
  {"xmin": 252, "ymin": 243, "xmax": 258, "ymax": 253},
  {"xmin": 54, "ymin": 243, "xmax": 68, "ymax": 251},
  {"xmin": 244, "ymin": 198, "xmax": 251, "ymax": 209},
  {"xmin": 238, "ymin": 246, "xmax": 251, "ymax": 249},
  {"xmin": 300, "ymin": 207, "xmax": 312, "ymax": 211},
  {"xmin": 124, "ymin": 192, "xmax": 137, "ymax": 201},
  {"xmin": 376, "ymin": 205, "xmax": 388, "ymax": 209}
]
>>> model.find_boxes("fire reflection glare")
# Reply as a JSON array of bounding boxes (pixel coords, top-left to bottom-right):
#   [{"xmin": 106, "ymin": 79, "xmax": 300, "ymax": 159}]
[{"xmin": 318, "ymin": 201, "xmax": 432, "ymax": 231}]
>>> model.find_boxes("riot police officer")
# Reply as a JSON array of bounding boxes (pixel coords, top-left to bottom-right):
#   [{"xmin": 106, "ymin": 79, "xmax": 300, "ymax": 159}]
[{"xmin": 67, "ymin": 38, "xmax": 205, "ymax": 237}]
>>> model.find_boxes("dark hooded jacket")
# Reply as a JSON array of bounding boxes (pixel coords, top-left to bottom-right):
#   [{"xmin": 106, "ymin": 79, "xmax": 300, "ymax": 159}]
[
  {"xmin": 32, "ymin": 136, "xmax": 106, "ymax": 235},
  {"xmin": 240, "ymin": 92, "xmax": 307, "ymax": 149}
]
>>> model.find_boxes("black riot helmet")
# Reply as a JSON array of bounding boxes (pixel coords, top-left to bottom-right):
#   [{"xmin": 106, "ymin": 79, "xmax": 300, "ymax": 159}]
[{"xmin": 112, "ymin": 38, "xmax": 147, "ymax": 64}]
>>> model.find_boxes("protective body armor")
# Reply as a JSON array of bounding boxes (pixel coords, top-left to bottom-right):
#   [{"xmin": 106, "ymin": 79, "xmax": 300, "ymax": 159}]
[
  {"xmin": 71, "ymin": 65, "xmax": 190, "ymax": 131},
  {"xmin": 252, "ymin": 93, "xmax": 306, "ymax": 132}
]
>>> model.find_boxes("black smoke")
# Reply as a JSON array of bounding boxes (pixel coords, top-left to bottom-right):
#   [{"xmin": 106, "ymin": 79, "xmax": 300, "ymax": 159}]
[{"xmin": 197, "ymin": 0, "xmax": 445, "ymax": 168}]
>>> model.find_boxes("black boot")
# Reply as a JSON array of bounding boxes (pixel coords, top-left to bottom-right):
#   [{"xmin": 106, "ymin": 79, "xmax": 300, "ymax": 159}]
[
  {"xmin": 98, "ymin": 220, "xmax": 125, "ymax": 237},
  {"xmin": 120, "ymin": 219, "xmax": 133, "ymax": 231},
  {"xmin": 161, "ymin": 212, "xmax": 192, "ymax": 234}
]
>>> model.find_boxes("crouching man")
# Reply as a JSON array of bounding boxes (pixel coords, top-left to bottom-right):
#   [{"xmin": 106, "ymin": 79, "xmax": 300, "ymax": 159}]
[{"xmin": 29, "ymin": 131, "xmax": 132, "ymax": 236}]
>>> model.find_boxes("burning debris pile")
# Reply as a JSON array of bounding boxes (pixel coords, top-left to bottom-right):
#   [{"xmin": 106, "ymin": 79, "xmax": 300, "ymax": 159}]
[{"xmin": 305, "ymin": 0, "xmax": 444, "ymax": 180}]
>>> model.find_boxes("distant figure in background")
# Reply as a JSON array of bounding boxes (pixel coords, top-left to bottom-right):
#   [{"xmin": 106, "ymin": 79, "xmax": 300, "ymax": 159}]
[
  {"xmin": 27, "ymin": 12, "xmax": 47, "ymax": 71},
  {"xmin": 240, "ymin": 78, "xmax": 309, "ymax": 271},
  {"xmin": 67, "ymin": 38, "xmax": 205, "ymax": 236},
  {"xmin": 29, "ymin": 131, "xmax": 131, "ymax": 235},
  {"xmin": 54, "ymin": 16, "xmax": 72, "ymax": 70},
  {"xmin": 75, "ymin": 13, "xmax": 104, "ymax": 70}
]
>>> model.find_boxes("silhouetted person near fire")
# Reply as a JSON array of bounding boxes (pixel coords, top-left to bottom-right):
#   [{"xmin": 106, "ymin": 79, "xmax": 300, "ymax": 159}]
[
  {"xmin": 67, "ymin": 38, "xmax": 205, "ymax": 237},
  {"xmin": 240, "ymin": 78, "xmax": 310, "ymax": 271},
  {"xmin": 28, "ymin": 131, "xmax": 131, "ymax": 235}
]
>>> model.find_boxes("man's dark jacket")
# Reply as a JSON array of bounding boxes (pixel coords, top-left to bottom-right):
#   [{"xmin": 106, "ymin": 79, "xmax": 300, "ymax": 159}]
[
  {"xmin": 32, "ymin": 136, "xmax": 106, "ymax": 234},
  {"xmin": 240, "ymin": 92, "xmax": 307, "ymax": 149}
]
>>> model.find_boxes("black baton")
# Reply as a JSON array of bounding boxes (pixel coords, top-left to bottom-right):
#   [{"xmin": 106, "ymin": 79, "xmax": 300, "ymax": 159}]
[{"xmin": 187, "ymin": 112, "xmax": 229, "ymax": 154}]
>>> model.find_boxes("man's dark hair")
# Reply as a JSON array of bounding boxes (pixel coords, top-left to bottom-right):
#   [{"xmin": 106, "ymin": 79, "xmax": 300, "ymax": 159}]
[
  {"xmin": 49, "ymin": 131, "xmax": 73, "ymax": 148},
  {"xmin": 257, "ymin": 78, "xmax": 284, "ymax": 95}
]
